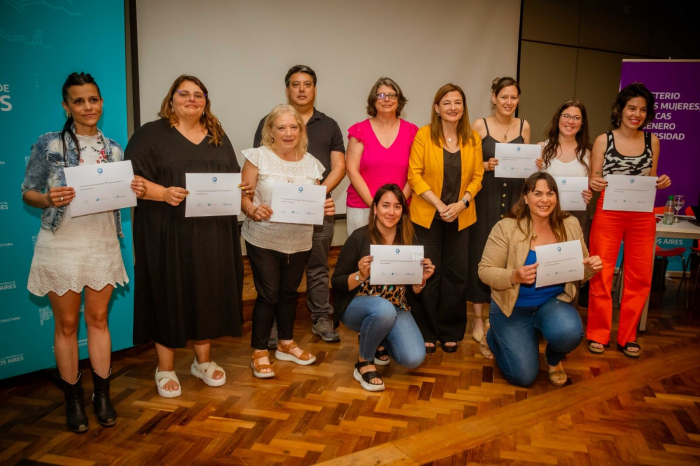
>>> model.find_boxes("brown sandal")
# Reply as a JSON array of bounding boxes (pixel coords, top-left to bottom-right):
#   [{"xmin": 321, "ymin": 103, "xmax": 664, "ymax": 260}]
[
  {"xmin": 251, "ymin": 350, "xmax": 275, "ymax": 379},
  {"xmin": 275, "ymin": 341, "xmax": 316, "ymax": 366},
  {"xmin": 479, "ymin": 319, "xmax": 494, "ymax": 360}
]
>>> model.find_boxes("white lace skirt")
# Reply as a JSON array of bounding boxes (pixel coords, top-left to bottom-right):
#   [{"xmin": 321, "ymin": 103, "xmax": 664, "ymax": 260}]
[{"xmin": 27, "ymin": 207, "xmax": 128, "ymax": 296}]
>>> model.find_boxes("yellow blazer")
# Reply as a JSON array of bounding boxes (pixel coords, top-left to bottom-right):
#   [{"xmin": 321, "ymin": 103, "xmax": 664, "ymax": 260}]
[{"xmin": 407, "ymin": 125, "xmax": 484, "ymax": 230}]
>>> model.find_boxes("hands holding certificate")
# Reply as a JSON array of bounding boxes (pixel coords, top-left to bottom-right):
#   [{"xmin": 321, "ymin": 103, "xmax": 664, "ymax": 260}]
[
  {"xmin": 511, "ymin": 253, "xmax": 602, "ymax": 287},
  {"xmin": 357, "ymin": 253, "xmax": 435, "ymax": 291},
  {"xmin": 246, "ymin": 197, "xmax": 334, "ymax": 222},
  {"xmin": 51, "ymin": 173, "xmax": 145, "ymax": 209}
]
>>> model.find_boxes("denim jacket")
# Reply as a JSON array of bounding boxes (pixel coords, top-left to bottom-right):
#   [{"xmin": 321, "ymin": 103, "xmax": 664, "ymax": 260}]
[{"xmin": 21, "ymin": 127, "xmax": 125, "ymax": 238}]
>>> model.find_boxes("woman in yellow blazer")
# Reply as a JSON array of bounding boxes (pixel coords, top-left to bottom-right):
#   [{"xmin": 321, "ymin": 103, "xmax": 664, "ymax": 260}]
[{"xmin": 407, "ymin": 83, "xmax": 484, "ymax": 353}]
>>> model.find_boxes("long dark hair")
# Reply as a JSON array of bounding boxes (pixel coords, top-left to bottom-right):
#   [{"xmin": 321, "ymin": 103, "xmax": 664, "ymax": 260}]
[
  {"xmin": 506, "ymin": 172, "xmax": 570, "ymax": 242},
  {"xmin": 61, "ymin": 72, "xmax": 101, "ymax": 166},
  {"xmin": 367, "ymin": 184, "xmax": 414, "ymax": 246},
  {"xmin": 541, "ymin": 100, "xmax": 591, "ymax": 174},
  {"xmin": 158, "ymin": 75, "xmax": 225, "ymax": 146}
]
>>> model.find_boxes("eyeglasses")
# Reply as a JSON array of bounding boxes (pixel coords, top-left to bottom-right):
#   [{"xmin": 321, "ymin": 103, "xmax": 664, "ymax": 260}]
[
  {"xmin": 376, "ymin": 92, "xmax": 398, "ymax": 101},
  {"xmin": 174, "ymin": 90, "xmax": 207, "ymax": 100},
  {"xmin": 560, "ymin": 114, "xmax": 582, "ymax": 122}
]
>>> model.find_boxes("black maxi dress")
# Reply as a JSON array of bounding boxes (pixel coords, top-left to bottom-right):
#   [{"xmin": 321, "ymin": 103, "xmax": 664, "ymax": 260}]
[
  {"xmin": 466, "ymin": 118, "xmax": 525, "ymax": 304},
  {"xmin": 126, "ymin": 119, "xmax": 244, "ymax": 348}
]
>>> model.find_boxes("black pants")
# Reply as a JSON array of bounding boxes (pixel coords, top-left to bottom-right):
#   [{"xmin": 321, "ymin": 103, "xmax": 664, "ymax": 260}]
[
  {"xmin": 246, "ymin": 241, "xmax": 311, "ymax": 350},
  {"xmin": 412, "ymin": 219, "xmax": 469, "ymax": 342}
]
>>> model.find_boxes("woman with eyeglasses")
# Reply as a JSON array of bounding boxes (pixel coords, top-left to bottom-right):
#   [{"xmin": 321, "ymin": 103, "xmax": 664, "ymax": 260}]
[
  {"xmin": 535, "ymin": 100, "xmax": 593, "ymax": 244},
  {"xmin": 346, "ymin": 77, "xmax": 419, "ymax": 236},
  {"xmin": 125, "ymin": 75, "xmax": 244, "ymax": 398},
  {"xmin": 407, "ymin": 83, "xmax": 484, "ymax": 353},
  {"xmin": 22, "ymin": 72, "xmax": 145, "ymax": 433},
  {"xmin": 466, "ymin": 77, "xmax": 531, "ymax": 345}
]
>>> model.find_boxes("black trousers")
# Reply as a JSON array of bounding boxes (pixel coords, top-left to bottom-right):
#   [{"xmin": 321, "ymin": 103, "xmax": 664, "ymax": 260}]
[
  {"xmin": 412, "ymin": 219, "xmax": 469, "ymax": 342},
  {"xmin": 246, "ymin": 241, "xmax": 311, "ymax": 350}
]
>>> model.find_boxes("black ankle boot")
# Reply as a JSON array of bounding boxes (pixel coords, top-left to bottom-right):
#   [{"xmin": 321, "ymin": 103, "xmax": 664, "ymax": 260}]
[
  {"xmin": 56, "ymin": 372, "xmax": 89, "ymax": 433},
  {"xmin": 91, "ymin": 367, "xmax": 116, "ymax": 427}
]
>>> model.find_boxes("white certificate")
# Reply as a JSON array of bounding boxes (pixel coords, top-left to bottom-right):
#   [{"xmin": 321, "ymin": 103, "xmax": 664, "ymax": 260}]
[
  {"xmin": 494, "ymin": 143, "xmax": 541, "ymax": 179},
  {"xmin": 185, "ymin": 173, "xmax": 241, "ymax": 217},
  {"xmin": 63, "ymin": 161, "xmax": 137, "ymax": 217},
  {"xmin": 553, "ymin": 176, "xmax": 588, "ymax": 212},
  {"xmin": 270, "ymin": 183, "xmax": 326, "ymax": 225},
  {"xmin": 369, "ymin": 245, "xmax": 424, "ymax": 286},
  {"xmin": 602, "ymin": 175, "xmax": 657, "ymax": 212},
  {"xmin": 535, "ymin": 240, "xmax": 584, "ymax": 288}
]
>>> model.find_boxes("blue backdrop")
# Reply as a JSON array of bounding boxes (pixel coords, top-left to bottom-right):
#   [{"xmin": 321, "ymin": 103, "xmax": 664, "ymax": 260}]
[{"xmin": 0, "ymin": 0, "xmax": 134, "ymax": 380}]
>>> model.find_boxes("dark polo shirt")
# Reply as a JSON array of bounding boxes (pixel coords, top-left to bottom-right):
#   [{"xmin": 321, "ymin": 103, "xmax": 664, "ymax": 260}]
[{"xmin": 253, "ymin": 108, "xmax": 345, "ymax": 183}]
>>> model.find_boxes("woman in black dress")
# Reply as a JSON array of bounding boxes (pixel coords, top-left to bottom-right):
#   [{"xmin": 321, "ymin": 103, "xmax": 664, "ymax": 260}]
[
  {"xmin": 126, "ymin": 75, "xmax": 244, "ymax": 398},
  {"xmin": 467, "ymin": 77, "xmax": 531, "ymax": 343}
]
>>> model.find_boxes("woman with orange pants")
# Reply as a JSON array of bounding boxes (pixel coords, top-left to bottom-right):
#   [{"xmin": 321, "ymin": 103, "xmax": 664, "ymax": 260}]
[{"xmin": 587, "ymin": 83, "xmax": 671, "ymax": 357}]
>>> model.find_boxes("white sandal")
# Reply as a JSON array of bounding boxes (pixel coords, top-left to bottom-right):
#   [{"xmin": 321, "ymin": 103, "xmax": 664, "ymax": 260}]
[
  {"xmin": 190, "ymin": 359, "xmax": 226, "ymax": 387},
  {"xmin": 155, "ymin": 368, "xmax": 182, "ymax": 398}
]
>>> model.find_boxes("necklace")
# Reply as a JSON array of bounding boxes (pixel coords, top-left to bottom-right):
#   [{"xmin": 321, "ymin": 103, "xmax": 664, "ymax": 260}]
[
  {"xmin": 492, "ymin": 117, "xmax": 513, "ymax": 142},
  {"xmin": 531, "ymin": 230, "xmax": 537, "ymax": 240}
]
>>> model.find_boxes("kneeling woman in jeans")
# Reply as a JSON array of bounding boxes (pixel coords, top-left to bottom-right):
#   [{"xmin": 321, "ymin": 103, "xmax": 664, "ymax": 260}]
[
  {"xmin": 478, "ymin": 172, "xmax": 602, "ymax": 387},
  {"xmin": 332, "ymin": 184, "xmax": 434, "ymax": 392}
]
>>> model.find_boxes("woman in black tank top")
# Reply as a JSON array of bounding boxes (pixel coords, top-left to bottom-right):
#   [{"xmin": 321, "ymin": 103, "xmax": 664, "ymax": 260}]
[
  {"xmin": 587, "ymin": 83, "xmax": 672, "ymax": 358},
  {"xmin": 467, "ymin": 77, "xmax": 531, "ymax": 342}
]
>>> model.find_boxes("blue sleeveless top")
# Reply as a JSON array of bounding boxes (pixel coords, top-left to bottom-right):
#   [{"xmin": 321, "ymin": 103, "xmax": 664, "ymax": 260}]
[{"xmin": 515, "ymin": 250, "xmax": 565, "ymax": 307}]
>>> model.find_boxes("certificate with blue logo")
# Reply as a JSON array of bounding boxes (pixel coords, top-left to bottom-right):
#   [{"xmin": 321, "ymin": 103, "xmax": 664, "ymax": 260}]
[
  {"xmin": 63, "ymin": 161, "xmax": 137, "ymax": 217},
  {"xmin": 602, "ymin": 175, "xmax": 657, "ymax": 212},
  {"xmin": 534, "ymin": 240, "xmax": 584, "ymax": 288},
  {"xmin": 270, "ymin": 182, "xmax": 325, "ymax": 225},
  {"xmin": 494, "ymin": 143, "xmax": 541, "ymax": 179},
  {"xmin": 553, "ymin": 176, "xmax": 588, "ymax": 211},
  {"xmin": 185, "ymin": 173, "xmax": 241, "ymax": 217},
  {"xmin": 369, "ymin": 245, "xmax": 424, "ymax": 286}
]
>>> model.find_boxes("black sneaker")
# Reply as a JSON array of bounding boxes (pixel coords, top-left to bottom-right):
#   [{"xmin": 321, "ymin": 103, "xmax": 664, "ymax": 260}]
[{"xmin": 312, "ymin": 317, "xmax": 340, "ymax": 342}]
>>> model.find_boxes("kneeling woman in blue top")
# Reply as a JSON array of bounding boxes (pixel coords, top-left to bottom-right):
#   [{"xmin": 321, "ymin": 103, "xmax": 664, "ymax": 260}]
[
  {"xmin": 478, "ymin": 172, "xmax": 603, "ymax": 387},
  {"xmin": 332, "ymin": 184, "xmax": 434, "ymax": 392}
]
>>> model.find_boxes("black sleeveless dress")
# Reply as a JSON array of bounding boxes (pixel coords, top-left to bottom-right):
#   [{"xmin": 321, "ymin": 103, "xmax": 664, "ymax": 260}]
[{"xmin": 466, "ymin": 119, "xmax": 525, "ymax": 304}]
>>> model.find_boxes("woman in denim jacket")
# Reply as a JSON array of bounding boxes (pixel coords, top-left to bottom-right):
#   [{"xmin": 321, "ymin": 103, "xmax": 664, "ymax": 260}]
[{"xmin": 21, "ymin": 72, "xmax": 145, "ymax": 433}]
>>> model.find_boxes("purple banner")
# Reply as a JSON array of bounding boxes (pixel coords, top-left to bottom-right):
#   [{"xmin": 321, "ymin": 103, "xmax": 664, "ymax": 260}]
[{"xmin": 620, "ymin": 60, "xmax": 700, "ymax": 208}]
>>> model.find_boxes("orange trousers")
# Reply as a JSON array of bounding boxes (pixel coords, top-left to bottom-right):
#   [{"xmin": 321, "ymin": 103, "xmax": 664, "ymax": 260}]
[{"xmin": 587, "ymin": 193, "xmax": 656, "ymax": 346}]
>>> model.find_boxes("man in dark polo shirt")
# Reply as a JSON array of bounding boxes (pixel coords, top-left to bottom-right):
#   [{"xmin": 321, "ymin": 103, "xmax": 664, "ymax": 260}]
[{"xmin": 254, "ymin": 64, "xmax": 346, "ymax": 344}]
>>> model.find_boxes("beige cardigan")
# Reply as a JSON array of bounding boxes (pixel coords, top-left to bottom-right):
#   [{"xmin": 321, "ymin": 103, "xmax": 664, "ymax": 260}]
[{"xmin": 478, "ymin": 216, "xmax": 592, "ymax": 317}]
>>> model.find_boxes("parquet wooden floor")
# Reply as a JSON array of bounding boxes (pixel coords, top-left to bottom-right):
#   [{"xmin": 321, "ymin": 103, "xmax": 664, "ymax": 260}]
[{"xmin": 1, "ymin": 252, "xmax": 699, "ymax": 465}]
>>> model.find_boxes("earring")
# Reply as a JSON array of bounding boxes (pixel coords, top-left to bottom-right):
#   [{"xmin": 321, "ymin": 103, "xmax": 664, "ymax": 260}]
[
  {"xmin": 202, "ymin": 111, "xmax": 206, "ymax": 117},
  {"xmin": 436, "ymin": 112, "xmax": 440, "ymax": 117},
  {"xmin": 271, "ymin": 137, "xmax": 275, "ymax": 143},
  {"xmin": 66, "ymin": 112, "xmax": 71, "ymax": 117}
]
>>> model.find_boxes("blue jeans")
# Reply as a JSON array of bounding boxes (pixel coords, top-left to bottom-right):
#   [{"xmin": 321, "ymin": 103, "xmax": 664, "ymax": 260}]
[
  {"xmin": 487, "ymin": 297, "xmax": 583, "ymax": 387},
  {"xmin": 341, "ymin": 296, "xmax": 426, "ymax": 368}
]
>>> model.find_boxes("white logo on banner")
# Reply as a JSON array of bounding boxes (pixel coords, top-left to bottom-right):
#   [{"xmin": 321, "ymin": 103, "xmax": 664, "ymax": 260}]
[
  {"xmin": 0, "ymin": 281, "xmax": 17, "ymax": 291},
  {"xmin": 0, "ymin": 84, "xmax": 11, "ymax": 112},
  {"xmin": 39, "ymin": 306, "xmax": 53, "ymax": 326},
  {"xmin": 0, "ymin": 354, "xmax": 24, "ymax": 365},
  {"xmin": 0, "ymin": 242, "xmax": 13, "ymax": 248},
  {"xmin": 0, "ymin": 202, "xmax": 8, "ymax": 211},
  {"xmin": 0, "ymin": 316, "xmax": 20, "ymax": 324}
]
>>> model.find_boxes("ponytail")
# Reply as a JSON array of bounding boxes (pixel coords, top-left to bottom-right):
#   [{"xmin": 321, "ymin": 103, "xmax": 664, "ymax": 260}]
[{"xmin": 60, "ymin": 115, "xmax": 79, "ymax": 167}]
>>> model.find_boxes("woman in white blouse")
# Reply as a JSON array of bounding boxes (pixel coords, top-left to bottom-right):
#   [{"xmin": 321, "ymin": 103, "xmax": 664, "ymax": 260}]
[
  {"xmin": 536, "ymin": 100, "xmax": 593, "ymax": 241},
  {"xmin": 241, "ymin": 104, "xmax": 335, "ymax": 379}
]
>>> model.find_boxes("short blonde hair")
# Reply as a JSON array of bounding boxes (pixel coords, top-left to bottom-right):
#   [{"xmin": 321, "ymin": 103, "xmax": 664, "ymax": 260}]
[{"xmin": 261, "ymin": 104, "xmax": 309, "ymax": 155}]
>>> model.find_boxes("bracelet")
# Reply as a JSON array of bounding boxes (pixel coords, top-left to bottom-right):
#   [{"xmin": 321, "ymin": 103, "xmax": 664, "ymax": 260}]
[
  {"xmin": 414, "ymin": 280, "xmax": 427, "ymax": 289},
  {"xmin": 509, "ymin": 270, "xmax": 516, "ymax": 286}
]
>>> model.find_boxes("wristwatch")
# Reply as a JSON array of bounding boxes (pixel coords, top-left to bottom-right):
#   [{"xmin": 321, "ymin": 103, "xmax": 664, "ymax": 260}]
[
  {"xmin": 461, "ymin": 198, "xmax": 470, "ymax": 208},
  {"xmin": 355, "ymin": 273, "xmax": 363, "ymax": 283}
]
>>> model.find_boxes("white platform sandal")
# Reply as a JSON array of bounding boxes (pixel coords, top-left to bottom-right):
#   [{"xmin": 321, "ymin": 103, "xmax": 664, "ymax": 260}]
[
  {"xmin": 190, "ymin": 359, "xmax": 226, "ymax": 387},
  {"xmin": 155, "ymin": 368, "xmax": 182, "ymax": 398}
]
